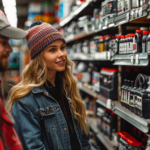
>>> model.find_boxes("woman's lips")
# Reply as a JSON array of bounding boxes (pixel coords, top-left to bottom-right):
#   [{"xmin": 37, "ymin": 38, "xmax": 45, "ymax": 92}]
[{"xmin": 56, "ymin": 60, "xmax": 65, "ymax": 65}]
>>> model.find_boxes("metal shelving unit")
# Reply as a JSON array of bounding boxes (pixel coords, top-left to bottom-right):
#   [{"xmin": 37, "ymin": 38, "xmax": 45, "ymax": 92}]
[
  {"xmin": 112, "ymin": 101, "xmax": 150, "ymax": 133},
  {"xmin": 68, "ymin": 52, "xmax": 113, "ymax": 61},
  {"xmin": 78, "ymin": 83, "xmax": 97, "ymax": 97},
  {"xmin": 59, "ymin": 0, "xmax": 93, "ymax": 27},
  {"xmin": 79, "ymin": 84, "xmax": 150, "ymax": 133},
  {"xmin": 88, "ymin": 117, "xmax": 117, "ymax": 150},
  {"xmin": 113, "ymin": 53, "xmax": 150, "ymax": 66}
]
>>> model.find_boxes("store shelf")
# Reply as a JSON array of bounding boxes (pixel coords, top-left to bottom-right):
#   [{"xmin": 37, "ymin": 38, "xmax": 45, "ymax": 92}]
[
  {"xmin": 88, "ymin": 117, "xmax": 117, "ymax": 150},
  {"xmin": 96, "ymin": 97, "xmax": 107, "ymax": 108},
  {"xmin": 112, "ymin": 101, "xmax": 150, "ymax": 133},
  {"xmin": 113, "ymin": 53, "xmax": 149, "ymax": 66},
  {"xmin": 69, "ymin": 52, "xmax": 113, "ymax": 61},
  {"xmin": 59, "ymin": 0, "xmax": 93, "ymax": 27},
  {"xmin": 78, "ymin": 83, "xmax": 97, "ymax": 97},
  {"xmin": 65, "ymin": 5, "xmax": 150, "ymax": 44}
]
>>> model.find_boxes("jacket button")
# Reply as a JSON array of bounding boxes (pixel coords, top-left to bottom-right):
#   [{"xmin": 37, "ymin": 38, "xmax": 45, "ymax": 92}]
[
  {"xmin": 64, "ymin": 128, "xmax": 67, "ymax": 131},
  {"xmin": 57, "ymin": 108, "xmax": 60, "ymax": 111}
]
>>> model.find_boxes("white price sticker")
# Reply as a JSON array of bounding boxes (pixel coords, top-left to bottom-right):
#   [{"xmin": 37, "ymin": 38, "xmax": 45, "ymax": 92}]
[
  {"xmin": 126, "ymin": 12, "xmax": 129, "ymax": 22},
  {"xmin": 139, "ymin": 7, "xmax": 142, "ymax": 17},
  {"xmin": 105, "ymin": 18, "xmax": 108, "ymax": 26},
  {"xmin": 107, "ymin": 51, "xmax": 111, "ymax": 60},
  {"xmin": 131, "ymin": 55, "xmax": 134, "ymax": 64},
  {"xmin": 135, "ymin": 54, "xmax": 139, "ymax": 64}
]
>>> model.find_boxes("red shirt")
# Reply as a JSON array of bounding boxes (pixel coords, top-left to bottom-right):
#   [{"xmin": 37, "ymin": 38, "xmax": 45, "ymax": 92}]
[{"xmin": 0, "ymin": 98, "xmax": 23, "ymax": 150}]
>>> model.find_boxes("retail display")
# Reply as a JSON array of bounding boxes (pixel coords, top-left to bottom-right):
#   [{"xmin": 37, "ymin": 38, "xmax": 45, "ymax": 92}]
[
  {"xmin": 121, "ymin": 73, "xmax": 150, "ymax": 119},
  {"xmin": 118, "ymin": 131, "xmax": 143, "ymax": 150},
  {"xmin": 99, "ymin": 68, "xmax": 118, "ymax": 100},
  {"xmin": 97, "ymin": 108, "xmax": 118, "ymax": 140}
]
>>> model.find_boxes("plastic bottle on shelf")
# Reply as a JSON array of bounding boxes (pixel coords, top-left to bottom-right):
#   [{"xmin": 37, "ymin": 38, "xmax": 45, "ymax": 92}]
[
  {"xmin": 93, "ymin": 8, "xmax": 100, "ymax": 29},
  {"xmin": 118, "ymin": 0, "xmax": 125, "ymax": 14},
  {"xmin": 125, "ymin": 0, "xmax": 132, "ymax": 11},
  {"xmin": 89, "ymin": 36, "xmax": 99, "ymax": 54},
  {"xmin": 132, "ymin": 0, "xmax": 140, "ymax": 9},
  {"xmin": 126, "ymin": 35, "xmax": 129, "ymax": 54},
  {"xmin": 129, "ymin": 34, "xmax": 135, "ymax": 54},
  {"xmin": 99, "ymin": 36, "xmax": 105, "ymax": 52},
  {"xmin": 121, "ymin": 35, "xmax": 125, "ymax": 54},
  {"xmin": 124, "ymin": 35, "xmax": 128, "ymax": 54},
  {"xmin": 106, "ymin": 35, "xmax": 113, "ymax": 51},
  {"xmin": 142, "ymin": 31, "xmax": 149, "ymax": 53},
  {"xmin": 133, "ymin": 30, "xmax": 142, "ymax": 53},
  {"xmin": 82, "ymin": 40, "xmax": 90, "ymax": 54},
  {"xmin": 140, "ymin": 0, "xmax": 148, "ymax": 6},
  {"xmin": 146, "ymin": 31, "xmax": 150, "ymax": 53},
  {"xmin": 115, "ymin": 35, "xmax": 121, "ymax": 54}
]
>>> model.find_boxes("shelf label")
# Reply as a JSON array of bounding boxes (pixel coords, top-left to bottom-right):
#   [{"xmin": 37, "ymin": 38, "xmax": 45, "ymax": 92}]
[
  {"xmin": 135, "ymin": 9, "xmax": 139, "ymax": 18},
  {"xmin": 131, "ymin": 55, "xmax": 134, "ymax": 64},
  {"xmin": 105, "ymin": 18, "xmax": 108, "ymax": 26},
  {"xmin": 139, "ymin": 7, "xmax": 143, "ymax": 17},
  {"xmin": 107, "ymin": 51, "xmax": 111, "ymax": 60},
  {"xmin": 130, "ymin": 10, "xmax": 135, "ymax": 20},
  {"xmin": 135, "ymin": 54, "xmax": 139, "ymax": 65},
  {"xmin": 126, "ymin": 12, "xmax": 130, "ymax": 22}
]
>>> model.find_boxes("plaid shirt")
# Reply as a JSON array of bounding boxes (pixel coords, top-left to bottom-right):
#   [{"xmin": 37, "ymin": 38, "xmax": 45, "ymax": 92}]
[{"xmin": 0, "ymin": 98, "xmax": 23, "ymax": 150}]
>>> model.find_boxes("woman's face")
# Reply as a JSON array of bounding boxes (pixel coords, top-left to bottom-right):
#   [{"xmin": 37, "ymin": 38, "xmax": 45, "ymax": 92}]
[{"xmin": 43, "ymin": 40, "xmax": 67, "ymax": 73}]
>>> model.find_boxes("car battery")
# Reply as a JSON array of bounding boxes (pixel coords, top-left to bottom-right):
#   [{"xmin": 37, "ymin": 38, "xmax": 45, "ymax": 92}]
[
  {"xmin": 99, "ymin": 68, "xmax": 118, "ymax": 100},
  {"xmin": 134, "ymin": 75, "xmax": 150, "ymax": 119}
]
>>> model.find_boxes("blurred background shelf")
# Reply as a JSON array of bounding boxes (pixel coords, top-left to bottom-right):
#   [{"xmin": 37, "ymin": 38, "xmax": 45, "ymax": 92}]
[
  {"xmin": 112, "ymin": 101, "xmax": 150, "ymax": 133},
  {"xmin": 88, "ymin": 117, "xmax": 117, "ymax": 150}
]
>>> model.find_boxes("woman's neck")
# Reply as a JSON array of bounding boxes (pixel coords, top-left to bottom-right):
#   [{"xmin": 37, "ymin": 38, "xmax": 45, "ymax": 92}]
[{"xmin": 47, "ymin": 71, "xmax": 57, "ymax": 87}]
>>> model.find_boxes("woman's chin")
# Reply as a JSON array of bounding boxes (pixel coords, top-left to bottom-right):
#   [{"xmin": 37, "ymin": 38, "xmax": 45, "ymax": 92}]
[{"xmin": 56, "ymin": 67, "xmax": 66, "ymax": 72}]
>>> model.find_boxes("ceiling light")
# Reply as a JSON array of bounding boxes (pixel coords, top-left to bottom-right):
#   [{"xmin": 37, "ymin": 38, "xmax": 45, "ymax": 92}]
[
  {"xmin": 2, "ymin": 0, "xmax": 16, "ymax": 7},
  {"xmin": 6, "ymin": 14, "xmax": 17, "ymax": 27},
  {"xmin": 4, "ymin": 6, "xmax": 17, "ymax": 15}
]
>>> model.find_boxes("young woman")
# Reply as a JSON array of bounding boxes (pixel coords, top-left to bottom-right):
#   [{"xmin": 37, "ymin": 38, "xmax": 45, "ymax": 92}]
[{"xmin": 7, "ymin": 21, "xmax": 91, "ymax": 150}]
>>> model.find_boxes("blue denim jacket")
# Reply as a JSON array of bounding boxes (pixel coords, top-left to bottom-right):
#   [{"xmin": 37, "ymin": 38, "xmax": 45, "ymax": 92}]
[{"xmin": 12, "ymin": 86, "xmax": 92, "ymax": 150}]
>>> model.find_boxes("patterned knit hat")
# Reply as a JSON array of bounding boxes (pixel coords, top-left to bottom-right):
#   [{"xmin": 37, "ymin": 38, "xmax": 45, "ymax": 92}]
[{"xmin": 26, "ymin": 21, "xmax": 65, "ymax": 59}]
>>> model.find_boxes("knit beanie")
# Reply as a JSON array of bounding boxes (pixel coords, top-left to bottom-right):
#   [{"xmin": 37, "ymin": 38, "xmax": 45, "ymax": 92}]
[{"xmin": 26, "ymin": 21, "xmax": 66, "ymax": 59}]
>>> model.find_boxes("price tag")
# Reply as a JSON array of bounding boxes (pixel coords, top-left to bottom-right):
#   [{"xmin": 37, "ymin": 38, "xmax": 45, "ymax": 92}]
[
  {"xmin": 107, "ymin": 51, "xmax": 111, "ymax": 60},
  {"xmin": 131, "ymin": 55, "xmax": 134, "ymax": 64},
  {"xmin": 139, "ymin": 7, "xmax": 143, "ymax": 17},
  {"xmin": 126, "ymin": 12, "xmax": 129, "ymax": 22},
  {"xmin": 107, "ymin": 99, "xmax": 112, "ymax": 109},
  {"xmin": 130, "ymin": 10, "xmax": 134, "ymax": 19},
  {"xmin": 135, "ymin": 9, "xmax": 138, "ymax": 18},
  {"xmin": 105, "ymin": 18, "xmax": 108, "ymax": 26},
  {"xmin": 135, "ymin": 54, "xmax": 139, "ymax": 64}
]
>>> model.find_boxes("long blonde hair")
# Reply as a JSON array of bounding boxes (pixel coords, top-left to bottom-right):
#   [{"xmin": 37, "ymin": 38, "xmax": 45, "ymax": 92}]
[{"xmin": 7, "ymin": 51, "xmax": 89, "ymax": 135}]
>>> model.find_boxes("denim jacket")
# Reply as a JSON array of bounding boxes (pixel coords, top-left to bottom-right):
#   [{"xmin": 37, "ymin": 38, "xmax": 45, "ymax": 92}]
[{"xmin": 12, "ymin": 86, "xmax": 92, "ymax": 150}]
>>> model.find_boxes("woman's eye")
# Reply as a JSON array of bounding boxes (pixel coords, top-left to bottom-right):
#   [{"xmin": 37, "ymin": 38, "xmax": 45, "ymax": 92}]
[
  {"xmin": 61, "ymin": 47, "xmax": 65, "ymax": 50},
  {"xmin": 49, "ymin": 48, "xmax": 56, "ymax": 52}
]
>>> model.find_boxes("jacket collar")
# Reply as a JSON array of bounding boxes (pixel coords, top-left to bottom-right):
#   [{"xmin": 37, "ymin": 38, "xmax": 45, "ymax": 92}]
[{"xmin": 31, "ymin": 86, "xmax": 47, "ymax": 94}]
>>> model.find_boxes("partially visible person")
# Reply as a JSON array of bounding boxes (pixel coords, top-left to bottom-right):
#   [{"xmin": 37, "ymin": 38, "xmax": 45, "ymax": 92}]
[
  {"xmin": 0, "ymin": 10, "xmax": 28, "ymax": 150},
  {"xmin": 8, "ymin": 21, "xmax": 91, "ymax": 150}
]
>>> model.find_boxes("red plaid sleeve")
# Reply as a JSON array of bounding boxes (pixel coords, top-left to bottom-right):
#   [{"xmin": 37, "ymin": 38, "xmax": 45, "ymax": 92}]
[{"xmin": 0, "ymin": 98, "xmax": 23, "ymax": 150}]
